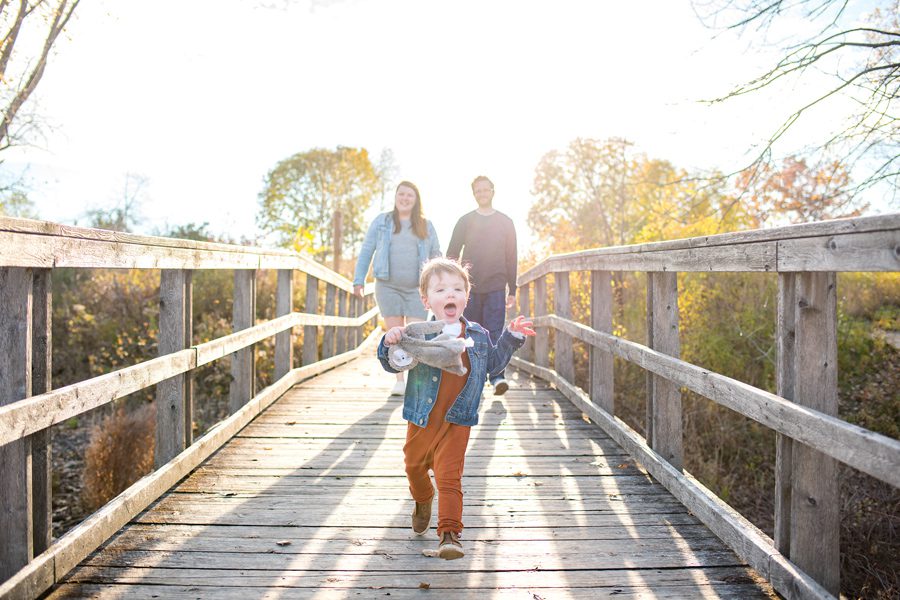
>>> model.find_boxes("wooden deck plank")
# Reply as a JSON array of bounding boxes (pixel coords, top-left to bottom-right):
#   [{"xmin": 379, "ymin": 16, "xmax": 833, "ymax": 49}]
[{"xmin": 49, "ymin": 357, "xmax": 774, "ymax": 599}]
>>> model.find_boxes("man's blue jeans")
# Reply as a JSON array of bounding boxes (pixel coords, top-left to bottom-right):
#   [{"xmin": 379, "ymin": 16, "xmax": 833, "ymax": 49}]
[{"xmin": 464, "ymin": 289, "xmax": 507, "ymax": 384}]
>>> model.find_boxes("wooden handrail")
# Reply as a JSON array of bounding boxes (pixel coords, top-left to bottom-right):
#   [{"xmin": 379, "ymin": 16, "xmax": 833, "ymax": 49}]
[
  {"xmin": 0, "ymin": 307, "xmax": 380, "ymax": 447},
  {"xmin": 519, "ymin": 213, "xmax": 900, "ymax": 284},
  {"xmin": 514, "ymin": 213, "xmax": 900, "ymax": 599},
  {"xmin": 0, "ymin": 217, "xmax": 383, "ymax": 591}
]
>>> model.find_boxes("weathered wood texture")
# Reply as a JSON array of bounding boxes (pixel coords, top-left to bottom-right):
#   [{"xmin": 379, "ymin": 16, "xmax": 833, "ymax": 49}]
[
  {"xmin": 590, "ymin": 270, "xmax": 614, "ymax": 415},
  {"xmin": 302, "ymin": 276, "xmax": 319, "ymax": 365},
  {"xmin": 775, "ymin": 273, "xmax": 796, "ymax": 555},
  {"xmin": 0, "ymin": 268, "xmax": 34, "ymax": 581},
  {"xmin": 31, "ymin": 269, "xmax": 52, "ymax": 556},
  {"xmin": 0, "ymin": 217, "xmax": 358, "ymax": 291},
  {"xmin": 533, "ymin": 314, "xmax": 900, "ymax": 489},
  {"xmin": 518, "ymin": 213, "xmax": 900, "ymax": 283},
  {"xmin": 0, "ymin": 333, "xmax": 382, "ymax": 600},
  {"xmin": 156, "ymin": 269, "xmax": 192, "ymax": 468},
  {"xmin": 337, "ymin": 290, "xmax": 349, "ymax": 355},
  {"xmin": 553, "ymin": 271, "xmax": 574, "ymax": 382},
  {"xmin": 518, "ymin": 283, "xmax": 534, "ymax": 362},
  {"xmin": 229, "ymin": 270, "xmax": 257, "ymax": 414},
  {"xmin": 40, "ymin": 356, "xmax": 772, "ymax": 600},
  {"xmin": 790, "ymin": 272, "xmax": 840, "ymax": 595},
  {"xmin": 647, "ymin": 271, "xmax": 682, "ymax": 471},
  {"xmin": 511, "ymin": 356, "xmax": 830, "ymax": 600},
  {"xmin": 322, "ymin": 283, "xmax": 337, "ymax": 359},
  {"xmin": 274, "ymin": 270, "xmax": 294, "ymax": 380},
  {"xmin": 533, "ymin": 276, "xmax": 549, "ymax": 368}
]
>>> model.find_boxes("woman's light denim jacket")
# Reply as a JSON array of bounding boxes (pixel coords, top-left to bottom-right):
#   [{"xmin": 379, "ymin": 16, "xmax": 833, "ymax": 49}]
[
  {"xmin": 377, "ymin": 316, "xmax": 525, "ymax": 427},
  {"xmin": 353, "ymin": 212, "xmax": 441, "ymax": 287}
]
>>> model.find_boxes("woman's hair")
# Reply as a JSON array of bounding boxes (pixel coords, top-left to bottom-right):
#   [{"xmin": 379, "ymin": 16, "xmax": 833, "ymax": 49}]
[
  {"xmin": 419, "ymin": 257, "xmax": 471, "ymax": 297},
  {"xmin": 393, "ymin": 180, "xmax": 428, "ymax": 239}
]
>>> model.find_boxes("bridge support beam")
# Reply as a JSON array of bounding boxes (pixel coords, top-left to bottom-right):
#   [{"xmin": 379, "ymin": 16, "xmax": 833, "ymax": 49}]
[
  {"xmin": 518, "ymin": 283, "xmax": 534, "ymax": 363},
  {"xmin": 0, "ymin": 267, "xmax": 33, "ymax": 581},
  {"xmin": 31, "ymin": 269, "xmax": 53, "ymax": 556},
  {"xmin": 275, "ymin": 270, "xmax": 294, "ymax": 380},
  {"xmin": 646, "ymin": 271, "xmax": 682, "ymax": 471},
  {"xmin": 157, "ymin": 269, "xmax": 193, "ymax": 467}
]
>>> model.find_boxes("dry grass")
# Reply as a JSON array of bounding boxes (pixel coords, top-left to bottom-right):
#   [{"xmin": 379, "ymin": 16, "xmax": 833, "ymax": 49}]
[{"xmin": 81, "ymin": 402, "xmax": 155, "ymax": 513}]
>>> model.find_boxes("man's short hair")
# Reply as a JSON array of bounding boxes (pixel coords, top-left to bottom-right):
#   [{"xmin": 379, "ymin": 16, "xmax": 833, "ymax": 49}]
[
  {"xmin": 471, "ymin": 175, "xmax": 494, "ymax": 192},
  {"xmin": 419, "ymin": 257, "xmax": 471, "ymax": 297}
]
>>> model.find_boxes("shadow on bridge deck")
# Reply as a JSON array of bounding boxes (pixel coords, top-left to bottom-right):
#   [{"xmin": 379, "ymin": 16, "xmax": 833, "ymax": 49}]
[{"xmin": 46, "ymin": 356, "xmax": 775, "ymax": 599}]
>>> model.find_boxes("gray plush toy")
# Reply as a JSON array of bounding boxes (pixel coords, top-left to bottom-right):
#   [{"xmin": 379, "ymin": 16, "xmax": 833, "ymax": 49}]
[{"xmin": 387, "ymin": 320, "xmax": 473, "ymax": 376}]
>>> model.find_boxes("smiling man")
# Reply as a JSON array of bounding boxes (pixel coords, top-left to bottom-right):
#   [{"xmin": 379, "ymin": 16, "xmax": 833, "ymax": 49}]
[{"xmin": 446, "ymin": 175, "xmax": 518, "ymax": 395}]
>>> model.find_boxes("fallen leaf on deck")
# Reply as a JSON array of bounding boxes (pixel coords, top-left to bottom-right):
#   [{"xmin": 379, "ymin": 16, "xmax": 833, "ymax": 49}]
[{"xmin": 419, "ymin": 582, "xmax": 431, "ymax": 589}]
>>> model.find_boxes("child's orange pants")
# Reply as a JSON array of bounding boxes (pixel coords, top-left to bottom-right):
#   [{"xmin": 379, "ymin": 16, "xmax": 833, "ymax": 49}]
[{"xmin": 403, "ymin": 353, "xmax": 471, "ymax": 537}]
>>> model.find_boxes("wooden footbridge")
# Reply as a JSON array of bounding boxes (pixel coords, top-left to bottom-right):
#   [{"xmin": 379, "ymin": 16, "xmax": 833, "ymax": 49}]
[{"xmin": 1, "ymin": 214, "xmax": 899, "ymax": 599}]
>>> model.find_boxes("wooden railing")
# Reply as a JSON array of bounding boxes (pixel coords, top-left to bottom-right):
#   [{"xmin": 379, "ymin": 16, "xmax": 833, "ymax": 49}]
[
  {"xmin": 0, "ymin": 217, "xmax": 381, "ymax": 599},
  {"xmin": 513, "ymin": 214, "xmax": 900, "ymax": 600}
]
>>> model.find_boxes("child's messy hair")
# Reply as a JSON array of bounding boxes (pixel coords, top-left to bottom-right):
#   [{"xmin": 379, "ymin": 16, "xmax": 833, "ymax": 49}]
[{"xmin": 419, "ymin": 257, "xmax": 471, "ymax": 297}]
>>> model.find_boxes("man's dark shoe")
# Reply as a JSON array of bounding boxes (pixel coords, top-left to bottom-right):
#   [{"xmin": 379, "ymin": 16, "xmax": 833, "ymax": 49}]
[
  {"xmin": 411, "ymin": 498, "xmax": 432, "ymax": 536},
  {"xmin": 492, "ymin": 378, "xmax": 509, "ymax": 396},
  {"xmin": 438, "ymin": 531, "xmax": 464, "ymax": 560}
]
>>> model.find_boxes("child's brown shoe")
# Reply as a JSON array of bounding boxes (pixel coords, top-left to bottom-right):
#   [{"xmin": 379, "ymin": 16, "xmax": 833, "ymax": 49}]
[
  {"xmin": 411, "ymin": 499, "xmax": 432, "ymax": 536},
  {"xmin": 438, "ymin": 531, "xmax": 464, "ymax": 560}
]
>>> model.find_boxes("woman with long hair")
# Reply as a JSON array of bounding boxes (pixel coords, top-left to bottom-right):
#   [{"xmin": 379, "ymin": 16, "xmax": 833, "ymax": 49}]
[{"xmin": 354, "ymin": 181, "xmax": 441, "ymax": 395}]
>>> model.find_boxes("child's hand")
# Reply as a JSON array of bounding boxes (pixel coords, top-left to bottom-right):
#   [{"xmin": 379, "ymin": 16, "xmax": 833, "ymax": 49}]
[
  {"xmin": 508, "ymin": 315, "xmax": 536, "ymax": 337},
  {"xmin": 383, "ymin": 326, "xmax": 406, "ymax": 346}
]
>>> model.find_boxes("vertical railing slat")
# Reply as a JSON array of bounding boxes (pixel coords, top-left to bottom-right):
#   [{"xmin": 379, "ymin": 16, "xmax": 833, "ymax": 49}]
[
  {"xmin": 590, "ymin": 270, "xmax": 614, "ymax": 415},
  {"xmin": 791, "ymin": 271, "xmax": 840, "ymax": 595},
  {"xmin": 0, "ymin": 267, "xmax": 33, "ymax": 580},
  {"xmin": 157, "ymin": 269, "xmax": 192, "ymax": 467},
  {"xmin": 519, "ymin": 283, "xmax": 533, "ymax": 363},
  {"xmin": 302, "ymin": 275, "xmax": 319, "ymax": 365},
  {"xmin": 534, "ymin": 275, "xmax": 549, "ymax": 369},
  {"xmin": 774, "ymin": 272, "xmax": 796, "ymax": 555},
  {"xmin": 322, "ymin": 284, "xmax": 337, "ymax": 359},
  {"xmin": 554, "ymin": 272, "xmax": 574, "ymax": 382},
  {"xmin": 337, "ymin": 290, "xmax": 349, "ymax": 354},
  {"xmin": 229, "ymin": 269, "xmax": 256, "ymax": 414},
  {"xmin": 31, "ymin": 268, "xmax": 52, "ymax": 555},
  {"xmin": 647, "ymin": 271, "xmax": 682, "ymax": 471},
  {"xmin": 274, "ymin": 270, "xmax": 294, "ymax": 380}
]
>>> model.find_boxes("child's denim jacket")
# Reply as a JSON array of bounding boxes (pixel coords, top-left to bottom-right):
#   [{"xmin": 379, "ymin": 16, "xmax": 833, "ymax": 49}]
[
  {"xmin": 377, "ymin": 316, "xmax": 525, "ymax": 427},
  {"xmin": 353, "ymin": 212, "xmax": 441, "ymax": 287}
]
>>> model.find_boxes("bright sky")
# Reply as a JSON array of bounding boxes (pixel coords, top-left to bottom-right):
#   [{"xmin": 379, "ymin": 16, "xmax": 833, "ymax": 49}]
[{"xmin": 2, "ymin": 0, "xmax": 890, "ymax": 253}]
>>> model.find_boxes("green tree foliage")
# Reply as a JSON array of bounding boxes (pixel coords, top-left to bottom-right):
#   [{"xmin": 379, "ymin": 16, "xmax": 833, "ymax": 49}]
[
  {"xmin": 0, "ymin": 189, "xmax": 37, "ymax": 218},
  {"xmin": 258, "ymin": 146, "xmax": 381, "ymax": 273},
  {"xmin": 528, "ymin": 136, "xmax": 899, "ymax": 598}
]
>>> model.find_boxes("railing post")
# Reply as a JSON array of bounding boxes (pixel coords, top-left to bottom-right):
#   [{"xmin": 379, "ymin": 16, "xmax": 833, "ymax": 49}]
[
  {"xmin": 322, "ymin": 283, "xmax": 337, "ymax": 359},
  {"xmin": 31, "ymin": 269, "xmax": 52, "ymax": 555},
  {"xmin": 775, "ymin": 272, "xmax": 796, "ymax": 555},
  {"xmin": 0, "ymin": 267, "xmax": 33, "ymax": 580},
  {"xmin": 229, "ymin": 269, "xmax": 256, "ymax": 414},
  {"xmin": 554, "ymin": 271, "xmax": 574, "ymax": 382},
  {"xmin": 647, "ymin": 271, "xmax": 682, "ymax": 470},
  {"xmin": 157, "ymin": 269, "xmax": 193, "ymax": 467},
  {"xmin": 534, "ymin": 275, "xmax": 549, "ymax": 369},
  {"xmin": 302, "ymin": 275, "xmax": 319, "ymax": 365},
  {"xmin": 791, "ymin": 271, "xmax": 839, "ymax": 595},
  {"xmin": 519, "ymin": 283, "xmax": 534, "ymax": 363},
  {"xmin": 274, "ymin": 270, "xmax": 294, "ymax": 380},
  {"xmin": 591, "ymin": 270, "xmax": 614, "ymax": 415},
  {"xmin": 352, "ymin": 295, "xmax": 362, "ymax": 347},
  {"xmin": 338, "ymin": 290, "xmax": 349, "ymax": 355}
]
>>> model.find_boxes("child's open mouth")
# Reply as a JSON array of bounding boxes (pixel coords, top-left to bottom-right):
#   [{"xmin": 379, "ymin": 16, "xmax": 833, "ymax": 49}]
[{"xmin": 442, "ymin": 303, "xmax": 458, "ymax": 318}]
